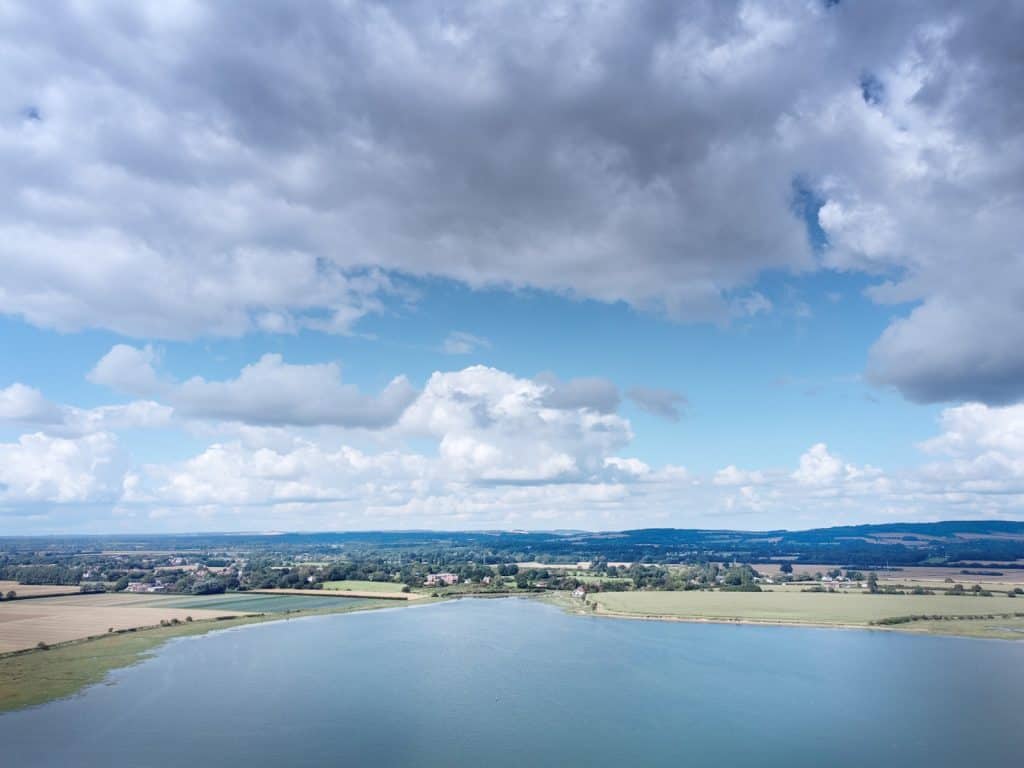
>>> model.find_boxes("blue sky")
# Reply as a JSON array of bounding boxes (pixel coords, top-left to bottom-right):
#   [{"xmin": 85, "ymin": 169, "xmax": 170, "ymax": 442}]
[
  {"xmin": 0, "ymin": 271, "xmax": 937, "ymax": 473},
  {"xmin": 0, "ymin": 1, "xmax": 1021, "ymax": 533}
]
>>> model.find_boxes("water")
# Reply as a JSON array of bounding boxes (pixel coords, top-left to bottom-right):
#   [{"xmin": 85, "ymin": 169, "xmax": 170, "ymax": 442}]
[{"xmin": 2, "ymin": 598, "xmax": 1022, "ymax": 767}]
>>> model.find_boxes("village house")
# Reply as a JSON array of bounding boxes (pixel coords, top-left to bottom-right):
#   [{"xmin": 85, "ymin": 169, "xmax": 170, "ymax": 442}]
[
  {"xmin": 424, "ymin": 573, "xmax": 459, "ymax": 587},
  {"xmin": 572, "ymin": 586, "xmax": 587, "ymax": 598}
]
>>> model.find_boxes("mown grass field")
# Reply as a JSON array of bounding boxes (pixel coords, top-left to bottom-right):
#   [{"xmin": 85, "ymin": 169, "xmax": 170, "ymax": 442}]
[
  {"xmin": 570, "ymin": 574, "xmax": 632, "ymax": 585},
  {"xmin": 322, "ymin": 580, "xmax": 406, "ymax": 593},
  {"xmin": 590, "ymin": 590, "xmax": 1024, "ymax": 631},
  {"xmin": 162, "ymin": 593, "xmax": 365, "ymax": 613}
]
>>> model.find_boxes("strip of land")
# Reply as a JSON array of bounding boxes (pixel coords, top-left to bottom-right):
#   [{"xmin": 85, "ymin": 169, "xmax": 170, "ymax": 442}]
[
  {"xmin": 575, "ymin": 590, "xmax": 1024, "ymax": 639},
  {"xmin": 254, "ymin": 587, "xmax": 423, "ymax": 600}
]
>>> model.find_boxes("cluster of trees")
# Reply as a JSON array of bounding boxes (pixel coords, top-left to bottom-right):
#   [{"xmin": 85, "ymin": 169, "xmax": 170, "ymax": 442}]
[
  {"xmin": 0, "ymin": 564, "xmax": 82, "ymax": 585},
  {"xmin": 873, "ymin": 611, "xmax": 1024, "ymax": 626}
]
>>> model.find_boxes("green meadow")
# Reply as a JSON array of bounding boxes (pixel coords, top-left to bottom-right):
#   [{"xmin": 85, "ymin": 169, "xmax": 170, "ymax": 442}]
[
  {"xmin": 588, "ymin": 590, "xmax": 1024, "ymax": 638},
  {"xmin": 322, "ymin": 580, "xmax": 407, "ymax": 593}
]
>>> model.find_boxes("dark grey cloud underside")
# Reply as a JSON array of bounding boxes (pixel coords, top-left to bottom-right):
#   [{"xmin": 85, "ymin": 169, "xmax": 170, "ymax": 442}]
[{"xmin": 0, "ymin": 1, "xmax": 1022, "ymax": 403}]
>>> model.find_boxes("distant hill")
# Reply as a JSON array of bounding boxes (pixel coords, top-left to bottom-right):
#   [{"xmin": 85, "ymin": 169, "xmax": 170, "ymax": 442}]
[{"xmin": 3, "ymin": 520, "xmax": 1023, "ymax": 568}]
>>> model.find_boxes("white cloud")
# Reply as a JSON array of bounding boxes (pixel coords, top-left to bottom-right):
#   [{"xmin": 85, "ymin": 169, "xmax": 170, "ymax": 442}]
[
  {"xmin": 604, "ymin": 457, "xmax": 651, "ymax": 477},
  {"xmin": 0, "ymin": 383, "xmax": 62, "ymax": 424},
  {"xmin": 442, "ymin": 331, "xmax": 491, "ymax": 355},
  {"xmin": 920, "ymin": 403, "xmax": 1024, "ymax": 458},
  {"xmin": 914, "ymin": 403, "xmax": 1024, "ymax": 495},
  {"xmin": 6, "ymin": 359, "xmax": 1024, "ymax": 531},
  {"xmin": 0, "ymin": 382, "xmax": 172, "ymax": 436},
  {"xmin": 0, "ymin": 432, "xmax": 121, "ymax": 503},
  {"xmin": 89, "ymin": 347, "xmax": 417, "ymax": 429},
  {"xmin": 88, "ymin": 344, "xmax": 162, "ymax": 397},
  {"xmin": 400, "ymin": 366, "xmax": 631, "ymax": 482},
  {"xmin": 792, "ymin": 443, "xmax": 845, "ymax": 486},
  {"xmin": 713, "ymin": 465, "xmax": 765, "ymax": 486}
]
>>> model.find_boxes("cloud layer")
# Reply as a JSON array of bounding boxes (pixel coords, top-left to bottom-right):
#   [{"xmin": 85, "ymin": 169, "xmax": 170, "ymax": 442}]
[
  {"xmin": 2, "ymin": 2, "xmax": 1021, "ymax": 403},
  {"xmin": 3, "ymin": 357, "xmax": 1023, "ymax": 531}
]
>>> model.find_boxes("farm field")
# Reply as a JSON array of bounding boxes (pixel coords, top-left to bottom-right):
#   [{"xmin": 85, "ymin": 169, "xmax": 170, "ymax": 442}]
[
  {"xmin": 161, "ymin": 593, "xmax": 365, "ymax": 612},
  {"xmin": 0, "ymin": 593, "xmax": 247, "ymax": 654},
  {"xmin": 515, "ymin": 561, "xmax": 591, "ymax": 570},
  {"xmin": 568, "ymin": 573, "xmax": 632, "ymax": 585},
  {"xmin": 322, "ymin": 579, "xmax": 405, "ymax": 593},
  {"xmin": 0, "ymin": 592, "xmax": 380, "ymax": 654},
  {"xmin": 0, "ymin": 581, "xmax": 81, "ymax": 599},
  {"xmin": 266, "ymin": 585, "xmax": 422, "ymax": 600},
  {"xmin": 589, "ymin": 590, "xmax": 1024, "ymax": 634},
  {"xmin": 753, "ymin": 563, "xmax": 1024, "ymax": 585}
]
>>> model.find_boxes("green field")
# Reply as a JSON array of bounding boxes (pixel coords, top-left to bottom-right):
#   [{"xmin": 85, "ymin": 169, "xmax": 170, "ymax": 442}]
[
  {"xmin": 571, "ymin": 574, "xmax": 632, "ymax": 585},
  {"xmin": 589, "ymin": 590, "xmax": 1024, "ymax": 635},
  {"xmin": 160, "ymin": 593, "xmax": 365, "ymax": 613},
  {"xmin": 322, "ymin": 580, "xmax": 405, "ymax": 593}
]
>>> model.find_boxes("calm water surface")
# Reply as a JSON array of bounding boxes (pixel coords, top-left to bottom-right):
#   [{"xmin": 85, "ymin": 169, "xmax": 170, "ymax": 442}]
[{"xmin": 2, "ymin": 598, "xmax": 1023, "ymax": 767}]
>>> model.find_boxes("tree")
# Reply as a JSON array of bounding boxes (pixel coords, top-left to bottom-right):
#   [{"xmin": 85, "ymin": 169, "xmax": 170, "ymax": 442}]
[
  {"xmin": 867, "ymin": 573, "xmax": 879, "ymax": 594},
  {"xmin": 779, "ymin": 562, "xmax": 793, "ymax": 574},
  {"xmin": 5, "ymin": 590, "xmax": 16, "ymax": 600}
]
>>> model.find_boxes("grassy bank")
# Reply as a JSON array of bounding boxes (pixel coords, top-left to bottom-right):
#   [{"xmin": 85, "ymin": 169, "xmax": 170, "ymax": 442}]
[
  {"xmin": 0, "ymin": 598, "xmax": 395, "ymax": 714},
  {"xmin": 565, "ymin": 590, "xmax": 1024, "ymax": 639}
]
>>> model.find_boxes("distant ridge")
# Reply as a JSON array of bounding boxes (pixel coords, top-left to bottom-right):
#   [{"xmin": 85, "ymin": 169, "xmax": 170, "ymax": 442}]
[{"xmin": 4, "ymin": 520, "xmax": 1023, "ymax": 568}]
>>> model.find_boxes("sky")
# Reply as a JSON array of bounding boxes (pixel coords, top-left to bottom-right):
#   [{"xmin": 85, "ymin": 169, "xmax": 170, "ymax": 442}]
[{"xmin": 1, "ymin": 0, "xmax": 1023, "ymax": 534}]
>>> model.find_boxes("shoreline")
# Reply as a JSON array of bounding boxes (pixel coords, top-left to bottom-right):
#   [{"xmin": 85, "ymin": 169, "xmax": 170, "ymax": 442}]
[
  {"xmin": 0, "ymin": 597, "xmax": 407, "ymax": 715},
  {"xmin": 548, "ymin": 596, "xmax": 1024, "ymax": 641}
]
